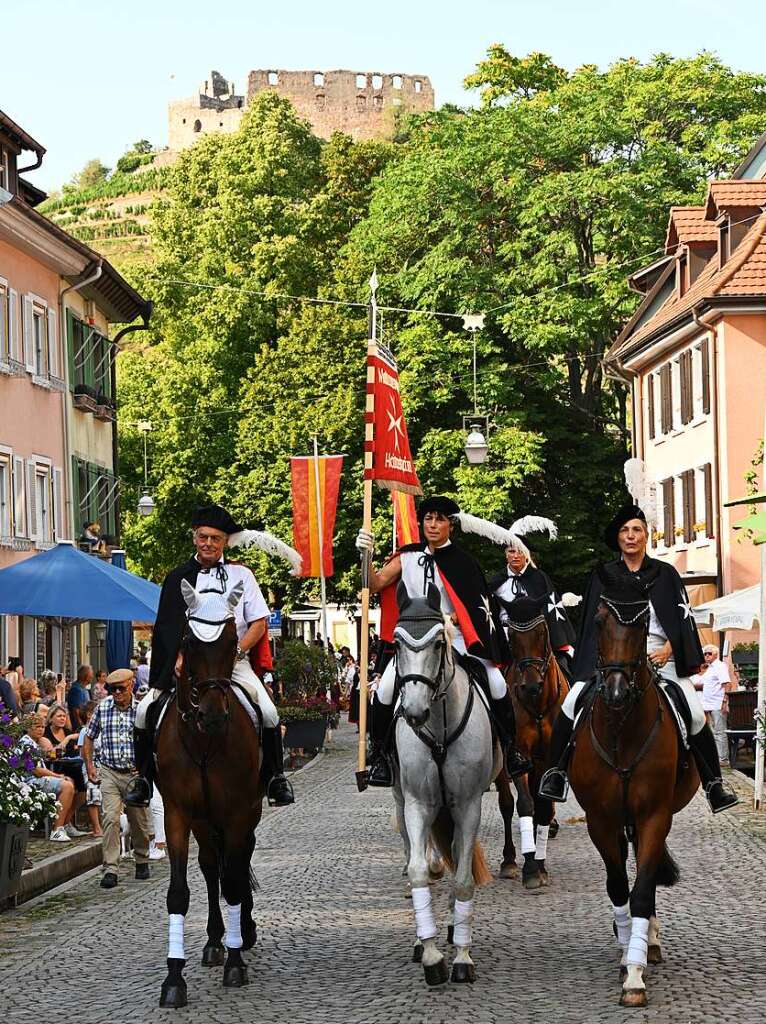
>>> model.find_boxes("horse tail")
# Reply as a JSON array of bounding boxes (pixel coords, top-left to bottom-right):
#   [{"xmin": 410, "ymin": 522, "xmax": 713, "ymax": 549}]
[
  {"xmin": 430, "ymin": 808, "xmax": 493, "ymax": 888},
  {"xmin": 655, "ymin": 843, "xmax": 680, "ymax": 888}
]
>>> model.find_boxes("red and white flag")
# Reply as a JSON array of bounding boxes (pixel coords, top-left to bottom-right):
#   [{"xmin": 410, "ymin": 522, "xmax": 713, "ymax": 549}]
[{"xmin": 365, "ymin": 341, "xmax": 421, "ymax": 495}]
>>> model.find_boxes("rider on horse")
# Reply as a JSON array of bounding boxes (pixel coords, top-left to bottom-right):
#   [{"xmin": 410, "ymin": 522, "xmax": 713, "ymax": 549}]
[
  {"xmin": 126, "ymin": 503, "xmax": 296, "ymax": 809},
  {"xmin": 538, "ymin": 502, "xmax": 739, "ymax": 814},
  {"xmin": 356, "ymin": 495, "xmax": 533, "ymax": 788},
  {"xmin": 488, "ymin": 522, "xmax": 578, "ymax": 679}
]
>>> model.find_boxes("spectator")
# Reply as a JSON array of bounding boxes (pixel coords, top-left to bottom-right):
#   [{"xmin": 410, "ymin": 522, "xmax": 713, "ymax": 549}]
[
  {"xmin": 91, "ymin": 669, "xmax": 109, "ymax": 702},
  {"xmin": 38, "ymin": 671, "xmax": 58, "ymax": 707},
  {"xmin": 68, "ymin": 665, "xmax": 92, "ymax": 728},
  {"xmin": 43, "ymin": 703, "xmax": 89, "ymax": 835},
  {"xmin": 77, "ymin": 701, "xmax": 103, "ymax": 837},
  {"xmin": 135, "ymin": 656, "xmax": 150, "ymax": 692},
  {"xmin": 83, "ymin": 668, "xmax": 152, "ymax": 889},
  {"xmin": 19, "ymin": 679, "xmax": 44, "ymax": 715},
  {"xmin": 0, "ymin": 663, "xmax": 18, "ymax": 716},
  {"xmin": 6, "ymin": 657, "xmax": 23, "ymax": 704},
  {"xmin": 18, "ymin": 714, "xmax": 76, "ymax": 842},
  {"xmin": 692, "ymin": 644, "xmax": 734, "ymax": 766}
]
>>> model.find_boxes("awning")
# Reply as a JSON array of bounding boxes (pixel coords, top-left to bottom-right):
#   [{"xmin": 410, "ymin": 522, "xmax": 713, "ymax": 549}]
[{"xmin": 691, "ymin": 585, "xmax": 761, "ymax": 632}]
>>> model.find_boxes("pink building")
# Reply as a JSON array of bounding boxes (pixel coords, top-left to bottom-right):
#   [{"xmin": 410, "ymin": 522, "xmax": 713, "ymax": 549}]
[
  {"xmin": 0, "ymin": 107, "xmax": 150, "ymax": 674},
  {"xmin": 605, "ymin": 133, "xmax": 766, "ymax": 646}
]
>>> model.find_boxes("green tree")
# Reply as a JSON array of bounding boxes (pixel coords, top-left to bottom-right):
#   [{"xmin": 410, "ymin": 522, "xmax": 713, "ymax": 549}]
[{"xmin": 69, "ymin": 158, "xmax": 110, "ymax": 191}]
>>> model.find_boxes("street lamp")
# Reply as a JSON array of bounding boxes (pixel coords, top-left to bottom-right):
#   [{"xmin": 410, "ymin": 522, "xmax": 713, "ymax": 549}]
[
  {"xmin": 137, "ymin": 420, "xmax": 155, "ymax": 516},
  {"xmin": 461, "ymin": 313, "xmax": 489, "ymax": 465}
]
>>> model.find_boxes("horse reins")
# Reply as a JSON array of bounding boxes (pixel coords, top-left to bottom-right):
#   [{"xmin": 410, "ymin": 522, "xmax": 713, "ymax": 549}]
[{"xmin": 508, "ymin": 614, "xmax": 560, "ymax": 753}]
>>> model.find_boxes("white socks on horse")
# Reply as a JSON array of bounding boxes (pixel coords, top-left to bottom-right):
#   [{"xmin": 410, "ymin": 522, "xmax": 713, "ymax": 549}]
[
  {"xmin": 452, "ymin": 899, "xmax": 473, "ymax": 947},
  {"xmin": 626, "ymin": 916, "xmax": 649, "ymax": 967},
  {"xmin": 612, "ymin": 902, "xmax": 632, "ymax": 950},
  {"xmin": 519, "ymin": 816, "xmax": 535, "ymax": 855},
  {"xmin": 168, "ymin": 914, "xmax": 185, "ymax": 960},
  {"xmin": 411, "ymin": 886, "xmax": 437, "ymax": 940},
  {"xmin": 225, "ymin": 902, "xmax": 243, "ymax": 949},
  {"xmin": 535, "ymin": 825, "xmax": 549, "ymax": 861}
]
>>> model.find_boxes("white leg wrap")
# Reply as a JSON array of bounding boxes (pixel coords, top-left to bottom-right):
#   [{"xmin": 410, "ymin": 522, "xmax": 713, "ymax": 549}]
[
  {"xmin": 411, "ymin": 885, "xmax": 437, "ymax": 941},
  {"xmin": 519, "ymin": 816, "xmax": 535, "ymax": 855},
  {"xmin": 561, "ymin": 679, "xmax": 587, "ymax": 719},
  {"xmin": 168, "ymin": 913, "xmax": 185, "ymax": 960},
  {"xmin": 225, "ymin": 902, "xmax": 243, "ymax": 949},
  {"xmin": 135, "ymin": 689, "xmax": 159, "ymax": 729},
  {"xmin": 377, "ymin": 660, "xmax": 397, "ymax": 706},
  {"xmin": 452, "ymin": 899, "xmax": 473, "ymax": 947},
  {"xmin": 612, "ymin": 902, "xmax": 632, "ymax": 950},
  {"xmin": 626, "ymin": 916, "xmax": 649, "ymax": 967},
  {"xmin": 535, "ymin": 825, "xmax": 550, "ymax": 861},
  {"xmin": 231, "ymin": 661, "xmax": 279, "ymax": 728}
]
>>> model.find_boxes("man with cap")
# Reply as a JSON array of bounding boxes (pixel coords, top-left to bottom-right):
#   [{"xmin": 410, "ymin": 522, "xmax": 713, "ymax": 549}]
[
  {"xmin": 538, "ymin": 503, "xmax": 738, "ymax": 813},
  {"xmin": 357, "ymin": 495, "xmax": 532, "ymax": 787},
  {"xmin": 126, "ymin": 503, "xmax": 299, "ymax": 808}
]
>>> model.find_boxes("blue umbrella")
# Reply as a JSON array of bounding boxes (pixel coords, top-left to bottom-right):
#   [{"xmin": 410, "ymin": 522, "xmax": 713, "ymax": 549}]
[
  {"xmin": 106, "ymin": 550, "xmax": 134, "ymax": 671},
  {"xmin": 0, "ymin": 542, "xmax": 160, "ymax": 622}
]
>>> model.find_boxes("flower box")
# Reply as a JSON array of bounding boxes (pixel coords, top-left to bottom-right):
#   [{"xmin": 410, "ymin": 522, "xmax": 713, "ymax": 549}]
[
  {"xmin": 0, "ymin": 821, "xmax": 29, "ymax": 901},
  {"xmin": 283, "ymin": 717, "xmax": 328, "ymax": 751}
]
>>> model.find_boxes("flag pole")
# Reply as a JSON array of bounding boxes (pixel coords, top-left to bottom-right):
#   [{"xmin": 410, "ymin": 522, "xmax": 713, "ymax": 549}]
[
  {"xmin": 356, "ymin": 270, "xmax": 378, "ymax": 791},
  {"xmin": 312, "ymin": 436, "xmax": 329, "ymax": 646}
]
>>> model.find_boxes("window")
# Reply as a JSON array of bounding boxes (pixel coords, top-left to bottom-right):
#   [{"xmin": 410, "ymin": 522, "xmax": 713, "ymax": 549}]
[
  {"xmin": 679, "ymin": 349, "xmax": 694, "ymax": 425},
  {"xmin": 356, "ymin": 74, "xmax": 367, "ymax": 89},
  {"xmin": 0, "ymin": 452, "xmax": 11, "ymax": 539},
  {"xmin": 373, "ymin": 95, "xmax": 383, "ymax": 111},
  {"xmin": 193, "ymin": 120, "xmax": 202, "ymax": 133},
  {"xmin": 661, "ymin": 478, "xmax": 675, "ymax": 547},
  {"xmin": 34, "ymin": 465, "xmax": 52, "ymax": 545},
  {"xmin": 647, "ymin": 374, "xmax": 655, "ymax": 441},
  {"xmin": 372, "ymin": 74, "xmax": 383, "ymax": 90},
  {"xmin": 0, "ymin": 282, "xmax": 9, "ymax": 364},
  {"xmin": 0, "ymin": 147, "xmax": 9, "ymax": 191},
  {"xmin": 356, "ymin": 95, "xmax": 366, "ymax": 111},
  {"xmin": 33, "ymin": 307, "xmax": 47, "ymax": 376},
  {"xmin": 702, "ymin": 463, "xmax": 714, "ymax": 538},
  {"xmin": 659, "ymin": 363, "xmax": 672, "ymax": 434},
  {"xmin": 719, "ymin": 218, "xmax": 730, "ymax": 268},
  {"xmin": 315, "ymin": 94, "xmax": 326, "ymax": 111},
  {"xmin": 267, "ymin": 71, "xmax": 279, "ymax": 86},
  {"xmin": 71, "ymin": 457, "xmax": 116, "ymax": 538},
  {"xmin": 67, "ymin": 312, "xmax": 112, "ymax": 402},
  {"xmin": 414, "ymin": 79, "xmax": 423, "ymax": 93},
  {"xmin": 680, "ymin": 469, "xmax": 695, "ymax": 543},
  {"xmin": 314, "ymin": 72, "xmax": 324, "ymax": 87},
  {"xmin": 392, "ymin": 75, "xmax": 402, "ymax": 90}
]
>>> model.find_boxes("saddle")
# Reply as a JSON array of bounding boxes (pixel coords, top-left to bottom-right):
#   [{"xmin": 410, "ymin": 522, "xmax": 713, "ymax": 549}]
[{"xmin": 454, "ymin": 652, "xmax": 501, "ymax": 746}]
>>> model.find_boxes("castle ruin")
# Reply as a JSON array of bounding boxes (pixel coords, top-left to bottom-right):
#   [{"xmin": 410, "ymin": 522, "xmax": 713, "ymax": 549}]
[{"xmin": 167, "ymin": 68, "xmax": 434, "ymax": 151}]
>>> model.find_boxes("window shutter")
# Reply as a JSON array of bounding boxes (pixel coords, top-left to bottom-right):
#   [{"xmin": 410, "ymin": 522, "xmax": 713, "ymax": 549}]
[
  {"xmin": 47, "ymin": 307, "xmax": 57, "ymax": 379},
  {"xmin": 647, "ymin": 375, "xmax": 655, "ymax": 441},
  {"xmin": 12, "ymin": 455, "xmax": 26, "ymax": 538},
  {"xmin": 703, "ymin": 463, "xmax": 714, "ymax": 538},
  {"xmin": 8, "ymin": 289, "xmax": 19, "ymax": 364},
  {"xmin": 71, "ymin": 455, "xmax": 80, "ymax": 536},
  {"xmin": 681, "ymin": 352, "xmax": 693, "ymax": 424},
  {"xmin": 681, "ymin": 470, "xmax": 695, "ymax": 543},
  {"xmin": 660, "ymin": 364, "xmax": 673, "ymax": 434},
  {"xmin": 700, "ymin": 339, "xmax": 710, "ymax": 415},
  {"xmin": 22, "ymin": 296, "xmax": 35, "ymax": 373},
  {"xmin": 662, "ymin": 478, "xmax": 675, "ymax": 546},
  {"xmin": 26, "ymin": 460, "xmax": 38, "ymax": 541},
  {"xmin": 53, "ymin": 467, "xmax": 64, "ymax": 540},
  {"xmin": 66, "ymin": 310, "xmax": 75, "ymax": 390}
]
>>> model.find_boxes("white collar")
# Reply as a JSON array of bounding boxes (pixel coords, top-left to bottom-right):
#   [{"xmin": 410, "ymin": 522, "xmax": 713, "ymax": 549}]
[{"xmin": 427, "ymin": 539, "xmax": 451, "ymax": 553}]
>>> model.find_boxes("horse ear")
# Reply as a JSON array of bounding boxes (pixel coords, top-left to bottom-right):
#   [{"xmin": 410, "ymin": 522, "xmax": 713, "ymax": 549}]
[
  {"xmin": 227, "ymin": 580, "xmax": 245, "ymax": 609},
  {"xmin": 180, "ymin": 579, "xmax": 198, "ymax": 609},
  {"xmin": 396, "ymin": 580, "xmax": 411, "ymax": 612},
  {"xmin": 426, "ymin": 583, "xmax": 441, "ymax": 612}
]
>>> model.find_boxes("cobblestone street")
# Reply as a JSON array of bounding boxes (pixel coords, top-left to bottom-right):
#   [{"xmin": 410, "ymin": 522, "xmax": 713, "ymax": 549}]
[{"xmin": 1, "ymin": 721, "xmax": 765, "ymax": 1024}]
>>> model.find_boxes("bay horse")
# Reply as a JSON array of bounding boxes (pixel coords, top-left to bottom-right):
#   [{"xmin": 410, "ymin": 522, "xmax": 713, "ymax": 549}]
[
  {"xmin": 497, "ymin": 596, "xmax": 568, "ymax": 890},
  {"xmin": 155, "ymin": 579, "xmax": 265, "ymax": 1009},
  {"xmin": 569, "ymin": 579, "xmax": 698, "ymax": 1008},
  {"xmin": 392, "ymin": 583, "xmax": 496, "ymax": 987}
]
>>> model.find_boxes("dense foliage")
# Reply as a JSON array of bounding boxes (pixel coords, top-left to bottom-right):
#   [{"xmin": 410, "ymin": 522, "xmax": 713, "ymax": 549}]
[{"xmin": 115, "ymin": 50, "xmax": 766, "ymax": 603}]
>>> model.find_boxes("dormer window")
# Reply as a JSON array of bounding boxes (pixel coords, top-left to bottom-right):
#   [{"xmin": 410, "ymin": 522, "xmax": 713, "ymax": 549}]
[
  {"xmin": 0, "ymin": 147, "xmax": 10, "ymax": 193},
  {"xmin": 718, "ymin": 216, "xmax": 730, "ymax": 268},
  {"xmin": 676, "ymin": 251, "xmax": 688, "ymax": 298}
]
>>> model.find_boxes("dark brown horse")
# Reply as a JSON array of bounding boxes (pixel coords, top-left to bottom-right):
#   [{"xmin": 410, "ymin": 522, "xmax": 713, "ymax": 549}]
[
  {"xmin": 569, "ymin": 582, "xmax": 698, "ymax": 1007},
  {"xmin": 496, "ymin": 597, "xmax": 568, "ymax": 890},
  {"xmin": 155, "ymin": 579, "xmax": 265, "ymax": 1009}
]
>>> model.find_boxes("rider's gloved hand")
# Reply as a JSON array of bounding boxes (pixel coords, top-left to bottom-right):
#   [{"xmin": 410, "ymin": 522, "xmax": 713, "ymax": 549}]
[{"xmin": 355, "ymin": 529, "xmax": 374, "ymax": 555}]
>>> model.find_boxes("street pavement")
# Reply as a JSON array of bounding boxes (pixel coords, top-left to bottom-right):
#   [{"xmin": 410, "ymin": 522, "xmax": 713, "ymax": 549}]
[{"xmin": 1, "ymin": 720, "xmax": 765, "ymax": 1024}]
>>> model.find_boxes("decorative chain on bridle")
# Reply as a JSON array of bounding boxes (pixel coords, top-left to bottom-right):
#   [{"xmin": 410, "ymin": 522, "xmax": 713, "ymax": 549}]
[
  {"xmin": 596, "ymin": 597, "xmax": 651, "ymax": 705},
  {"xmin": 507, "ymin": 613, "xmax": 551, "ymax": 681}
]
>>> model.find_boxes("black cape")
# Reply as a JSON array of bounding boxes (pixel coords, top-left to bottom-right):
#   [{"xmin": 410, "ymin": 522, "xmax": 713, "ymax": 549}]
[
  {"xmin": 148, "ymin": 557, "xmax": 203, "ymax": 691},
  {"xmin": 572, "ymin": 556, "xmax": 704, "ymax": 681},
  {"xmin": 488, "ymin": 564, "xmax": 576, "ymax": 651},
  {"xmin": 400, "ymin": 542, "xmax": 507, "ymax": 663}
]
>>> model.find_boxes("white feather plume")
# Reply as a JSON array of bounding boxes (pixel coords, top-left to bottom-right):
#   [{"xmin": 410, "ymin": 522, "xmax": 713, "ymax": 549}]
[
  {"xmin": 455, "ymin": 512, "xmax": 530, "ymax": 555},
  {"xmin": 228, "ymin": 530, "xmax": 303, "ymax": 575},
  {"xmin": 624, "ymin": 458, "xmax": 646, "ymax": 506},
  {"xmin": 561, "ymin": 592, "xmax": 582, "ymax": 608},
  {"xmin": 508, "ymin": 515, "xmax": 558, "ymax": 540}
]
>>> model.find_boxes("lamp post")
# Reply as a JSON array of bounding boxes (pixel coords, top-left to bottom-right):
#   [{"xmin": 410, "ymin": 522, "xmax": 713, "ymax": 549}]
[
  {"xmin": 462, "ymin": 313, "xmax": 489, "ymax": 464},
  {"xmin": 136, "ymin": 420, "xmax": 155, "ymax": 516}
]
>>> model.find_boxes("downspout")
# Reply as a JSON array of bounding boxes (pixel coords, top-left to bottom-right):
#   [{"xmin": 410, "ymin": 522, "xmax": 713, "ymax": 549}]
[
  {"xmin": 17, "ymin": 152, "xmax": 44, "ymax": 175},
  {"xmin": 109, "ymin": 303, "xmax": 153, "ymax": 545},
  {"xmin": 692, "ymin": 305, "xmax": 723, "ymax": 601},
  {"xmin": 59, "ymin": 260, "xmax": 103, "ymax": 540}
]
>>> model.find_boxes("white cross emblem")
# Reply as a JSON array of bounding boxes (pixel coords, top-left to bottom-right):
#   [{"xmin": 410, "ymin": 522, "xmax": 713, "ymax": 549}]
[
  {"xmin": 387, "ymin": 397, "xmax": 404, "ymax": 452},
  {"xmin": 678, "ymin": 598, "xmax": 692, "ymax": 620},
  {"xmin": 479, "ymin": 595, "xmax": 495, "ymax": 633},
  {"xmin": 548, "ymin": 594, "xmax": 565, "ymax": 621}
]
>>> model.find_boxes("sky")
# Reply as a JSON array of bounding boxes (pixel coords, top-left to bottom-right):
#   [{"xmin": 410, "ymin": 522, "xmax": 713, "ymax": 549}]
[{"xmin": 4, "ymin": 0, "xmax": 766, "ymax": 191}]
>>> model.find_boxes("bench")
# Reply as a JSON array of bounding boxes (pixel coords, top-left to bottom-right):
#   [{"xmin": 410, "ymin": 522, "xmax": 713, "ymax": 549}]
[{"xmin": 726, "ymin": 689, "xmax": 758, "ymax": 769}]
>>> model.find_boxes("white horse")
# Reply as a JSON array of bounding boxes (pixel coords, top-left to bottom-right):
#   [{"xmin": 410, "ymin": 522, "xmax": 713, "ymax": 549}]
[{"xmin": 392, "ymin": 583, "xmax": 499, "ymax": 986}]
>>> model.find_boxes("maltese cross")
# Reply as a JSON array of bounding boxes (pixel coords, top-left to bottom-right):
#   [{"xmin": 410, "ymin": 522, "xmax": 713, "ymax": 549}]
[
  {"xmin": 548, "ymin": 594, "xmax": 565, "ymax": 621},
  {"xmin": 387, "ymin": 398, "xmax": 404, "ymax": 452},
  {"xmin": 678, "ymin": 598, "xmax": 692, "ymax": 620},
  {"xmin": 479, "ymin": 595, "xmax": 495, "ymax": 633}
]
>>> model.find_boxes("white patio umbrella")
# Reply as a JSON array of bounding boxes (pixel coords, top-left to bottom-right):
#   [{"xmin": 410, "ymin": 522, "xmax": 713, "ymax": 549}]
[{"xmin": 692, "ymin": 585, "xmax": 761, "ymax": 633}]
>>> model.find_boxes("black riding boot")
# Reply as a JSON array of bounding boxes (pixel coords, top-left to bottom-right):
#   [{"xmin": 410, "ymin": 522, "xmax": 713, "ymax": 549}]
[
  {"xmin": 555, "ymin": 650, "xmax": 574, "ymax": 682},
  {"xmin": 538, "ymin": 712, "xmax": 575, "ymax": 802},
  {"xmin": 367, "ymin": 698, "xmax": 395, "ymax": 788},
  {"xmin": 125, "ymin": 727, "xmax": 153, "ymax": 808},
  {"xmin": 490, "ymin": 692, "xmax": 533, "ymax": 779},
  {"xmin": 262, "ymin": 727, "xmax": 295, "ymax": 807},
  {"xmin": 689, "ymin": 724, "xmax": 739, "ymax": 814}
]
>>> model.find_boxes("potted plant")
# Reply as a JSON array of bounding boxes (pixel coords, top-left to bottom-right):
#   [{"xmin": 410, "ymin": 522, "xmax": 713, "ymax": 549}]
[
  {"xmin": 276, "ymin": 641, "xmax": 338, "ymax": 751},
  {"xmin": 0, "ymin": 704, "xmax": 58, "ymax": 901}
]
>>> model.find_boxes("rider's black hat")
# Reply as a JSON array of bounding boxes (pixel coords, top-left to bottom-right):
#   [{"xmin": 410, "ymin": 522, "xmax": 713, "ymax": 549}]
[
  {"xmin": 603, "ymin": 503, "xmax": 647, "ymax": 552},
  {"xmin": 417, "ymin": 495, "xmax": 460, "ymax": 523},
  {"xmin": 191, "ymin": 503, "xmax": 242, "ymax": 535}
]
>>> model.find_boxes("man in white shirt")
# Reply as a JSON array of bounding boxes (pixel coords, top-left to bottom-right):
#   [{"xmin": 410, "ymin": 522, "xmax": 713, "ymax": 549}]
[{"xmin": 692, "ymin": 645, "xmax": 733, "ymax": 765}]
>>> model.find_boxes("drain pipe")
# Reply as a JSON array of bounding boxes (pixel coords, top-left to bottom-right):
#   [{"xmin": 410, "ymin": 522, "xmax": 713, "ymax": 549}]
[
  {"xmin": 109, "ymin": 304, "xmax": 153, "ymax": 544},
  {"xmin": 59, "ymin": 261, "xmax": 103, "ymax": 539}
]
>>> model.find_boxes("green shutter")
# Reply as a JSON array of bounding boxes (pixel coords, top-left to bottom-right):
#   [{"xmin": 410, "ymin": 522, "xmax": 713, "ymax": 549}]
[
  {"xmin": 71, "ymin": 456, "xmax": 80, "ymax": 535},
  {"xmin": 66, "ymin": 310, "xmax": 75, "ymax": 391}
]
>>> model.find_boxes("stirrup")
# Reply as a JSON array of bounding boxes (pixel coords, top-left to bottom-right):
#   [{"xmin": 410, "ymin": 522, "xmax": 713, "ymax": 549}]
[
  {"xmin": 124, "ymin": 776, "xmax": 151, "ymax": 808},
  {"xmin": 506, "ymin": 747, "xmax": 533, "ymax": 779},
  {"xmin": 267, "ymin": 775, "xmax": 295, "ymax": 807},
  {"xmin": 367, "ymin": 755, "xmax": 394, "ymax": 788},
  {"xmin": 704, "ymin": 779, "xmax": 739, "ymax": 815},
  {"xmin": 538, "ymin": 768, "xmax": 570, "ymax": 802}
]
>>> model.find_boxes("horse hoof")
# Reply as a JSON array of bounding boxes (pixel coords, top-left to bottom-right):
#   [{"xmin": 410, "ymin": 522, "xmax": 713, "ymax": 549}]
[
  {"xmin": 647, "ymin": 945, "xmax": 662, "ymax": 965},
  {"xmin": 499, "ymin": 861, "xmax": 519, "ymax": 880},
  {"xmin": 620, "ymin": 989, "xmax": 647, "ymax": 1008},
  {"xmin": 412, "ymin": 944, "xmax": 423, "ymax": 964},
  {"xmin": 522, "ymin": 874, "xmax": 542, "ymax": 892},
  {"xmin": 242, "ymin": 925, "xmax": 258, "ymax": 951},
  {"xmin": 549, "ymin": 819, "xmax": 559, "ymax": 839},
  {"xmin": 423, "ymin": 959, "xmax": 449, "ymax": 987},
  {"xmin": 619, "ymin": 965, "xmax": 627, "ymax": 979},
  {"xmin": 447, "ymin": 925, "xmax": 454, "ymax": 945},
  {"xmin": 159, "ymin": 984, "xmax": 187, "ymax": 1008},
  {"xmin": 222, "ymin": 965, "xmax": 249, "ymax": 988},
  {"xmin": 201, "ymin": 944, "xmax": 225, "ymax": 966},
  {"xmin": 451, "ymin": 962, "xmax": 476, "ymax": 984}
]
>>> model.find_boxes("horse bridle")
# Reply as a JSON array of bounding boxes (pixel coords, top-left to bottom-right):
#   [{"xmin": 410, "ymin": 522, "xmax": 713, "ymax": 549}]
[
  {"xmin": 508, "ymin": 613, "xmax": 551, "ymax": 685},
  {"xmin": 179, "ymin": 611, "xmax": 234, "ymax": 731},
  {"xmin": 394, "ymin": 614, "xmax": 454, "ymax": 701},
  {"xmin": 596, "ymin": 596, "xmax": 652, "ymax": 706}
]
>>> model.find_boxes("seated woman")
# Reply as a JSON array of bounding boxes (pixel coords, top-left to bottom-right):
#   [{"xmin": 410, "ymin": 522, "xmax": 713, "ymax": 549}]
[
  {"xmin": 42, "ymin": 703, "xmax": 90, "ymax": 836},
  {"xmin": 19, "ymin": 679, "xmax": 45, "ymax": 716},
  {"xmin": 18, "ymin": 715, "xmax": 77, "ymax": 842}
]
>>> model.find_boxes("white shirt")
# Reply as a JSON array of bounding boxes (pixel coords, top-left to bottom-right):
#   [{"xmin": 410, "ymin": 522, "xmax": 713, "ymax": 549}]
[
  {"xmin": 194, "ymin": 559, "xmax": 269, "ymax": 643},
  {"xmin": 692, "ymin": 658, "xmax": 730, "ymax": 711},
  {"xmin": 648, "ymin": 601, "xmax": 667, "ymax": 643},
  {"xmin": 400, "ymin": 544, "xmax": 455, "ymax": 617},
  {"xmin": 495, "ymin": 569, "xmax": 524, "ymax": 604}
]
